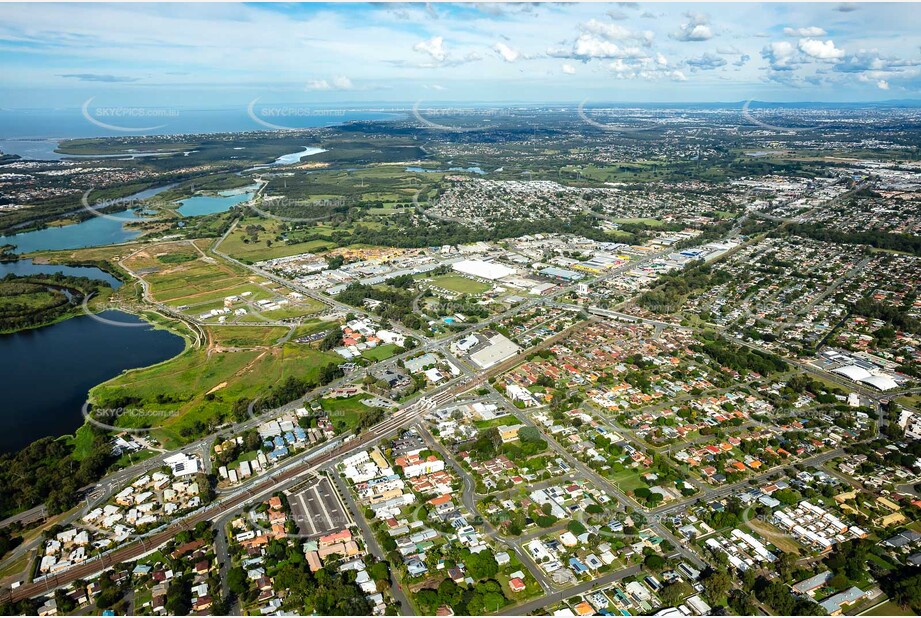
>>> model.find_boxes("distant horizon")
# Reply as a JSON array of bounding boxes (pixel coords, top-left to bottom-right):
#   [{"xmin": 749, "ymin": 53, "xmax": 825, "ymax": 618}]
[{"xmin": 4, "ymin": 98, "xmax": 921, "ymax": 112}]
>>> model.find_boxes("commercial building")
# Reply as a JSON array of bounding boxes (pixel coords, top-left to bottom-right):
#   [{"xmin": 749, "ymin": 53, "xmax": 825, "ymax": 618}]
[
  {"xmin": 469, "ymin": 333, "xmax": 521, "ymax": 369},
  {"xmin": 452, "ymin": 259, "xmax": 514, "ymax": 281}
]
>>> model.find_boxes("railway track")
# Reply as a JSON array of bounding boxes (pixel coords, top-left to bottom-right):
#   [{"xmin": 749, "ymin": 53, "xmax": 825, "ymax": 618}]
[{"xmin": 8, "ymin": 313, "xmax": 594, "ymax": 602}]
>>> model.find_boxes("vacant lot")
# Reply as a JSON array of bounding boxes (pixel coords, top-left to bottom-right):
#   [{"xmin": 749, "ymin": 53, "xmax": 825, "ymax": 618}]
[
  {"xmin": 745, "ymin": 518, "xmax": 801, "ymax": 555},
  {"xmin": 363, "ymin": 343, "xmax": 400, "ymax": 361},
  {"xmin": 219, "ymin": 217, "xmax": 335, "ymax": 262},
  {"xmin": 90, "ymin": 342, "xmax": 340, "ymax": 448},
  {"xmin": 123, "ymin": 243, "xmax": 267, "ymax": 307}
]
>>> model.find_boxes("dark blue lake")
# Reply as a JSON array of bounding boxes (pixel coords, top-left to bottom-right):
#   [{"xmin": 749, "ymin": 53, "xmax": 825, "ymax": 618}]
[{"xmin": 0, "ymin": 310, "xmax": 185, "ymax": 453}]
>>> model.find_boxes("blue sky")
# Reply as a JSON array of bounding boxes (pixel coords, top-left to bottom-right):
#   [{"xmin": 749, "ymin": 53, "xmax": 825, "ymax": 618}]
[{"xmin": 0, "ymin": 2, "xmax": 919, "ymax": 108}]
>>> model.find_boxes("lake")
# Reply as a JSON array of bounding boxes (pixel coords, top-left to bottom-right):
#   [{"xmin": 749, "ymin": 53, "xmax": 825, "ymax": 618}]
[
  {"xmin": 0, "ymin": 183, "xmax": 176, "ymax": 254},
  {"xmin": 0, "ymin": 310, "xmax": 185, "ymax": 453},
  {"xmin": 272, "ymin": 146, "xmax": 327, "ymax": 166},
  {"xmin": 405, "ymin": 165, "xmax": 486, "ymax": 175},
  {"xmin": 0, "ymin": 209, "xmax": 147, "ymax": 254},
  {"xmin": 0, "ymin": 258, "xmax": 122, "ymax": 288},
  {"xmin": 177, "ymin": 189, "xmax": 256, "ymax": 217}
]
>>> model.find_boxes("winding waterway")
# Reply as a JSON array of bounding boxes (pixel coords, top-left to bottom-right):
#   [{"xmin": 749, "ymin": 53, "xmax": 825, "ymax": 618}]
[
  {"xmin": 0, "ymin": 183, "xmax": 177, "ymax": 254},
  {"xmin": 0, "ymin": 144, "xmax": 329, "ymax": 453}
]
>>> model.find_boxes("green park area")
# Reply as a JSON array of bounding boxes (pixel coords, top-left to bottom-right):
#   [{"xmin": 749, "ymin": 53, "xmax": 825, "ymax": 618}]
[
  {"xmin": 89, "ymin": 338, "xmax": 340, "ymax": 448},
  {"xmin": 427, "ymin": 274, "xmax": 491, "ymax": 295}
]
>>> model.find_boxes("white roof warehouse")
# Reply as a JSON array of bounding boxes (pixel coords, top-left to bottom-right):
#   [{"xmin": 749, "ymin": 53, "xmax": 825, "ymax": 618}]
[{"xmin": 452, "ymin": 259, "xmax": 514, "ymax": 281}]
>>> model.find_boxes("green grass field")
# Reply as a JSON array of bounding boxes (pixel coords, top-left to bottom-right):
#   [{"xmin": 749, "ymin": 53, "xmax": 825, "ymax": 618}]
[
  {"xmin": 611, "ymin": 217, "xmax": 666, "ymax": 227},
  {"xmin": 123, "ymin": 244, "xmax": 263, "ymax": 307},
  {"xmin": 68, "ymin": 424, "xmax": 97, "ymax": 461},
  {"xmin": 362, "ymin": 343, "xmax": 400, "ymax": 361},
  {"xmin": 90, "ymin": 343, "xmax": 341, "ymax": 448},
  {"xmin": 606, "ymin": 467, "xmax": 649, "ymax": 493},
  {"xmin": 320, "ymin": 395, "xmax": 375, "ymax": 432},
  {"xmin": 862, "ymin": 601, "xmax": 915, "ymax": 616},
  {"xmin": 260, "ymin": 298, "xmax": 326, "ymax": 320},
  {"xmin": 291, "ymin": 319, "xmax": 333, "ymax": 339},
  {"xmin": 219, "ymin": 217, "xmax": 336, "ymax": 262},
  {"xmin": 427, "ymin": 274, "xmax": 491, "ymax": 295},
  {"xmin": 208, "ymin": 326, "xmax": 290, "ymax": 347}
]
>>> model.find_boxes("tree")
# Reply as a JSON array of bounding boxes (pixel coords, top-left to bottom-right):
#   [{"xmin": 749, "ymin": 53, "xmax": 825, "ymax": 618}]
[
  {"xmin": 437, "ymin": 578, "xmax": 462, "ymax": 606},
  {"xmin": 368, "ymin": 560, "xmax": 389, "ymax": 583},
  {"xmin": 53, "ymin": 590, "xmax": 76, "ymax": 614},
  {"xmin": 227, "ymin": 566, "xmax": 249, "ymax": 596},
  {"xmin": 210, "ymin": 596, "xmax": 229, "ymax": 615},
  {"xmin": 644, "ymin": 553, "xmax": 665, "ymax": 571},
  {"xmin": 883, "ymin": 569, "xmax": 921, "ymax": 612},
  {"xmin": 776, "ymin": 551, "xmax": 798, "ymax": 581},
  {"xmin": 165, "ymin": 575, "xmax": 192, "ymax": 616},
  {"xmin": 319, "ymin": 328, "xmax": 343, "ymax": 351},
  {"xmin": 702, "ymin": 570, "xmax": 733, "ymax": 604},
  {"xmin": 659, "ymin": 581, "xmax": 692, "ymax": 607},
  {"xmin": 567, "ymin": 520, "xmax": 587, "ymax": 535},
  {"xmin": 466, "ymin": 551, "xmax": 499, "ymax": 581},
  {"xmin": 828, "ymin": 573, "xmax": 849, "ymax": 590}
]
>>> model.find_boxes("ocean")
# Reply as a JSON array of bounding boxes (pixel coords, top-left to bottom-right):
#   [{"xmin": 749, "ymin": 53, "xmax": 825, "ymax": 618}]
[{"xmin": 0, "ymin": 107, "xmax": 402, "ymax": 160}]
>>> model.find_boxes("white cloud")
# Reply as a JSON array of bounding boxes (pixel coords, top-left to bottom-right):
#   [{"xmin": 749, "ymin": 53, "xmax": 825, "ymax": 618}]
[
  {"xmin": 672, "ymin": 13, "xmax": 713, "ymax": 42},
  {"xmin": 307, "ymin": 76, "xmax": 353, "ymax": 91},
  {"xmin": 685, "ymin": 52, "xmax": 728, "ymax": 71},
  {"xmin": 877, "ymin": 79, "xmax": 890, "ymax": 89},
  {"xmin": 603, "ymin": 56, "xmax": 687, "ymax": 81},
  {"xmin": 784, "ymin": 26, "xmax": 827, "ymax": 37},
  {"xmin": 798, "ymin": 38, "xmax": 845, "ymax": 60},
  {"xmin": 493, "ymin": 42, "xmax": 520, "ymax": 63},
  {"xmin": 549, "ymin": 34, "xmax": 649, "ymax": 61},
  {"xmin": 580, "ymin": 18, "xmax": 653, "ymax": 46},
  {"xmin": 413, "ymin": 36, "xmax": 447, "ymax": 62},
  {"xmin": 762, "ymin": 41, "xmax": 797, "ymax": 69},
  {"xmin": 561, "ymin": 63, "xmax": 576, "ymax": 74},
  {"xmin": 573, "ymin": 35, "xmax": 625, "ymax": 59}
]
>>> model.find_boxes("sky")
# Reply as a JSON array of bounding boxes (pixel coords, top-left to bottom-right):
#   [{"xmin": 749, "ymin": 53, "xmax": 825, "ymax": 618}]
[{"xmin": 1, "ymin": 2, "xmax": 920, "ymax": 109}]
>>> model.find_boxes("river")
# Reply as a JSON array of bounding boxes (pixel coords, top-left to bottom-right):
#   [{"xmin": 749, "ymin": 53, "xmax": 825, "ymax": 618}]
[{"xmin": 0, "ymin": 183, "xmax": 177, "ymax": 255}]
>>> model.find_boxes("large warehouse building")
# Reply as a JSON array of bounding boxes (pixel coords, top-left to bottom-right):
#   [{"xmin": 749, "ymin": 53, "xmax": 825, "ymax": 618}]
[
  {"xmin": 831, "ymin": 365, "xmax": 899, "ymax": 391},
  {"xmin": 452, "ymin": 259, "xmax": 515, "ymax": 281}
]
